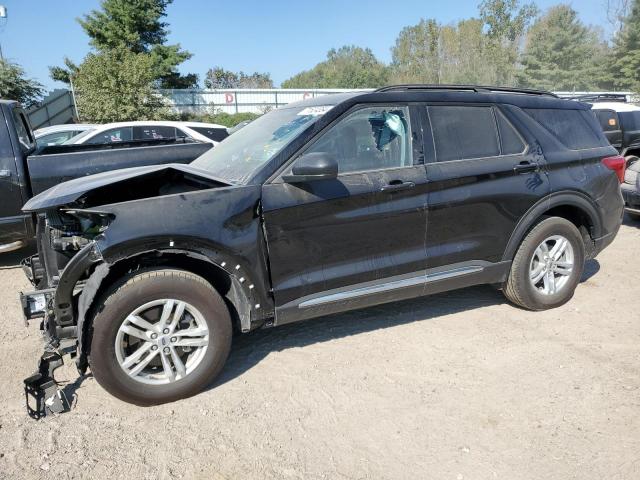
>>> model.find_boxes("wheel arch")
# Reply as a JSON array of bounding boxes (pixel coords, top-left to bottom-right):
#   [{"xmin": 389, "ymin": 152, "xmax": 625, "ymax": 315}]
[
  {"xmin": 75, "ymin": 246, "xmax": 268, "ymax": 371},
  {"xmin": 502, "ymin": 191, "xmax": 602, "ymax": 263}
]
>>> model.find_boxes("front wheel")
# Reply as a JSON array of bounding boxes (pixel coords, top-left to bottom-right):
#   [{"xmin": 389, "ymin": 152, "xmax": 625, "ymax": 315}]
[
  {"xmin": 503, "ymin": 217, "xmax": 585, "ymax": 310},
  {"xmin": 89, "ymin": 269, "xmax": 232, "ymax": 406}
]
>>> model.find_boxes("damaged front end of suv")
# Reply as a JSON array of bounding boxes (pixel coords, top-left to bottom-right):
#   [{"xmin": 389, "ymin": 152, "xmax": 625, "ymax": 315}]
[{"xmin": 19, "ymin": 163, "xmax": 271, "ymax": 418}]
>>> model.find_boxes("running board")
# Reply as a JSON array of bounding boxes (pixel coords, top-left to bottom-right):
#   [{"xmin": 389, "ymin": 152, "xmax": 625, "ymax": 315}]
[{"xmin": 299, "ymin": 265, "xmax": 483, "ymax": 308}]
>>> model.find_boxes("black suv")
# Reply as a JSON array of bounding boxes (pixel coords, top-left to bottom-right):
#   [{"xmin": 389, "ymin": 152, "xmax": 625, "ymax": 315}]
[{"xmin": 20, "ymin": 85, "xmax": 624, "ymax": 414}]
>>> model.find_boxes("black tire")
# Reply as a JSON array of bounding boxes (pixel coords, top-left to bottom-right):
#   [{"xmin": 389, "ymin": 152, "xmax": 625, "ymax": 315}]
[
  {"xmin": 503, "ymin": 217, "xmax": 585, "ymax": 311},
  {"xmin": 89, "ymin": 269, "xmax": 232, "ymax": 406}
]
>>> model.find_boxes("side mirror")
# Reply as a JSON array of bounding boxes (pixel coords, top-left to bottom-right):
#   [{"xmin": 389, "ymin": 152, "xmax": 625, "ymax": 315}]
[{"xmin": 283, "ymin": 152, "xmax": 338, "ymax": 183}]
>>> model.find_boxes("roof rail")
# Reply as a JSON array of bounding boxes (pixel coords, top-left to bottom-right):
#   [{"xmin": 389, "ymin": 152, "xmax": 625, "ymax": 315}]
[
  {"xmin": 374, "ymin": 84, "xmax": 558, "ymax": 98},
  {"xmin": 566, "ymin": 93, "xmax": 628, "ymax": 103}
]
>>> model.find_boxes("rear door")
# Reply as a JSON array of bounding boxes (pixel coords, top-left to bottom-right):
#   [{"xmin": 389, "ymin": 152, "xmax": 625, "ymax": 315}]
[
  {"xmin": 423, "ymin": 104, "xmax": 550, "ymax": 270},
  {"xmin": 262, "ymin": 104, "xmax": 429, "ymax": 324}
]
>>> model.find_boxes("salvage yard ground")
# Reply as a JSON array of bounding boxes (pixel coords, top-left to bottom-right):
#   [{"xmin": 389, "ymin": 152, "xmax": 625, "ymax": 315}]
[{"xmin": 0, "ymin": 217, "xmax": 639, "ymax": 480}]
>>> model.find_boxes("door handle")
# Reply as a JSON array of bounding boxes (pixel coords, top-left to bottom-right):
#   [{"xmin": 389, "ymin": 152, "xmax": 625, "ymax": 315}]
[
  {"xmin": 380, "ymin": 181, "xmax": 415, "ymax": 193},
  {"xmin": 513, "ymin": 161, "xmax": 539, "ymax": 174},
  {"xmin": 0, "ymin": 169, "xmax": 11, "ymax": 178}
]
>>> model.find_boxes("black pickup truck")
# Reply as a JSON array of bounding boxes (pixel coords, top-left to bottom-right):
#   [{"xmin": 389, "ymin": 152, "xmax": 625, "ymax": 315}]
[{"xmin": 0, "ymin": 100, "xmax": 213, "ymax": 253}]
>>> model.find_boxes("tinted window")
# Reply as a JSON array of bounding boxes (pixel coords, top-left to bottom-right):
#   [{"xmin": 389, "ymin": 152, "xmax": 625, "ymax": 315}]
[
  {"xmin": 305, "ymin": 106, "xmax": 412, "ymax": 174},
  {"xmin": 36, "ymin": 131, "xmax": 78, "ymax": 147},
  {"xmin": 190, "ymin": 126, "xmax": 229, "ymax": 142},
  {"xmin": 12, "ymin": 110, "xmax": 35, "ymax": 153},
  {"xmin": 496, "ymin": 110, "xmax": 526, "ymax": 155},
  {"xmin": 86, "ymin": 127, "xmax": 133, "ymax": 144},
  {"xmin": 618, "ymin": 111, "xmax": 640, "ymax": 131},
  {"xmin": 594, "ymin": 110, "xmax": 620, "ymax": 132},
  {"xmin": 524, "ymin": 108, "xmax": 608, "ymax": 150},
  {"xmin": 133, "ymin": 125, "xmax": 178, "ymax": 141},
  {"xmin": 428, "ymin": 106, "xmax": 499, "ymax": 161}
]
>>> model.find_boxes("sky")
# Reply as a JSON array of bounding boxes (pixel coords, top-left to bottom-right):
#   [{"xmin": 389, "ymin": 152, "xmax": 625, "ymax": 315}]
[{"xmin": 0, "ymin": 0, "xmax": 615, "ymax": 90}]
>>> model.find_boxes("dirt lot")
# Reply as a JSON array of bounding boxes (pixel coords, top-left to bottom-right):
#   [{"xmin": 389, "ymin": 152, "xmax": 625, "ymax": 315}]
[{"xmin": 0, "ymin": 218, "xmax": 639, "ymax": 480}]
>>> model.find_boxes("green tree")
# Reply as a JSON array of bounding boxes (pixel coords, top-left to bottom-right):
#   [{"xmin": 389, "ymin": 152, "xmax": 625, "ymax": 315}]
[
  {"xmin": 391, "ymin": 19, "xmax": 443, "ymax": 84},
  {"xmin": 0, "ymin": 59, "xmax": 44, "ymax": 108},
  {"xmin": 612, "ymin": 0, "xmax": 640, "ymax": 90},
  {"xmin": 204, "ymin": 67, "xmax": 273, "ymax": 89},
  {"xmin": 391, "ymin": 18, "xmax": 497, "ymax": 85},
  {"xmin": 52, "ymin": 0, "xmax": 196, "ymax": 88},
  {"xmin": 518, "ymin": 5, "xmax": 610, "ymax": 91},
  {"xmin": 479, "ymin": 0, "xmax": 538, "ymax": 84},
  {"xmin": 73, "ymin": 47, "xmax": 168, "ymax": 122},
  {"xmin": 282, "ymin": 46, "xmax": 389, "ymax": 88}
]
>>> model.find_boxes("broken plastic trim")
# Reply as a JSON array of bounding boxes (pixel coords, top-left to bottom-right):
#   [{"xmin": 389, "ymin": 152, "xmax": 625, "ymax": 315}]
[{"xmin": 24, "ymin": 351, "xmax": 70, "ymax": 420}]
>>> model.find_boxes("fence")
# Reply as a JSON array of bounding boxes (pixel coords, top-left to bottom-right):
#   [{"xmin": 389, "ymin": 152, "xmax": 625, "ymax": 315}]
[
  {"xmin": 159, "ymin": 88, "xmax": 371, "ymax": 114},
  {"xmin": 27, "ymin": 89, "xmax": 76, "ymax": 130},
  {"xmin": 27, "ymin": 89, "xmax": 640, "ymax": 126}
]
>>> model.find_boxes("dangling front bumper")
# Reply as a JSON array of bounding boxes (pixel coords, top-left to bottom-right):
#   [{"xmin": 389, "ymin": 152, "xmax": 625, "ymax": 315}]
[{"xmin": 19, "ymin": 242, "xmax": 103, "ymax": 419}]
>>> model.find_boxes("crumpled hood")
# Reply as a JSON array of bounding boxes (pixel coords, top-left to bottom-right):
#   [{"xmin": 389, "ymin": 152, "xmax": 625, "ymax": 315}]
[{"xmin": 22, "ymin": 163, "xmax": 230, "ymax": 212}]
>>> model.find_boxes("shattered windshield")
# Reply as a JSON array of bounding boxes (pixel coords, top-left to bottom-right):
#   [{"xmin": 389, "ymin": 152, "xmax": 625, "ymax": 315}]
[{"xmin": 191, "ymin": 105, "xmax": 332, "ymax": 183}]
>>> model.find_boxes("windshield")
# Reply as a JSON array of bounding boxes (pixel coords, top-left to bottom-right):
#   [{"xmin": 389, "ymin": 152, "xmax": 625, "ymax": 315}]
[{"xmin": 191, "ymin": 105, "xmax": 332, "ymax": 183}]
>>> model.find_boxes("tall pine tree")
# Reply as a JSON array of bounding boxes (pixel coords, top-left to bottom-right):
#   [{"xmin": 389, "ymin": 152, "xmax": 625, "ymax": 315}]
[
  {"xmin": 51, "ymin": 0, "xmax": 196, "ymax": 88},
  {"xmin": 612, "ymin": 0, "xmax": 640, "ymax": 90},
  {"xmin": 517, "ymin": 5, "xmax": 610, "ymax": 91}
]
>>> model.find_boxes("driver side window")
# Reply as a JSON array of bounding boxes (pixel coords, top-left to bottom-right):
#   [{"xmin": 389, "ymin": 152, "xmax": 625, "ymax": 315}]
[{"xmin": 305, "ymin": 106, "xmax": 412, "ymax": 174}]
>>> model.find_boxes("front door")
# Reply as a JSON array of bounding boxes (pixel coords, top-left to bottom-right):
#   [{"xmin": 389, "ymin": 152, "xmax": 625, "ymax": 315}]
[{"xmin": 262, "ymin": 104, "xmax": 429, "ymax": 324}]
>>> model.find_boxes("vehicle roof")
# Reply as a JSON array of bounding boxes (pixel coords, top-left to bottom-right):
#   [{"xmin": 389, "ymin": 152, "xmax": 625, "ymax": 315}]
[
  {"xmin": 590, "ymin": 102, "xmax": 640, "ymax": 112},
  {"xmin": 88, "ymin": 120, "xmax": 227, "ymax": 131},
  {"xmin": 34, "ymin": 124, "xmax": 96, "ymax": 135},
  {"xmin": 284, "ymin": 86, "xmax": 590, "ymax": 111}
]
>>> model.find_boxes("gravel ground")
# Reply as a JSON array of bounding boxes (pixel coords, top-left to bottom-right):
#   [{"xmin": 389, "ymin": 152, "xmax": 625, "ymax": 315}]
[{"xmin": 0, "ymin": 219, "xmax": 639, "ymax": 480}]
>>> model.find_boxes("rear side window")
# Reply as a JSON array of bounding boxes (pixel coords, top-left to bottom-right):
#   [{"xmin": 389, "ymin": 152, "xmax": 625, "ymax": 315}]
[
  {"xmin": 524, "ymin": 108, "xmax": 608, "ymax": 150},
  {"xmin": 190, "ymin": 126, "xmax": 229, "ymax": 142},
  {"xmin": 618, "ymin": 111, "xmax": 640, "ymax": 130},
  {"xmin": 496, "ymin": 110, "xmax": 526, "ymax": 155},
  {"xmin": 86, "ymin": 127, "xmax": 133, "ymax": 144},
  {"xmin": 12, "ymin": 109, "xmax": 35, "ymax": 153},
  {"xmin": 593, "ymin": 109, "xmax": 620, "ymax": 132},
  {"xmin": 133, "ymin": 125, "xmax": 177, "ymax": 140},
  {"xmin": 428, "ymin": 105, "xmax": 500, "ymax": 161}
]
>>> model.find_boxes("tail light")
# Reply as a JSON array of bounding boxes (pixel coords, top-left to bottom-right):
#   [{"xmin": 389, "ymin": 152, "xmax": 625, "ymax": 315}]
[{"xmin": 602, "ymin": 155, "xmax": 625, "ymax": 183}]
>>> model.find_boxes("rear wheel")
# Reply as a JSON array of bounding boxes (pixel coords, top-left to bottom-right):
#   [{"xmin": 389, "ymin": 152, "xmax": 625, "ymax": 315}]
[
  {"xmin": 89, "ymin": 269, "xmax": 232, "ymax": 406},
  {"xmin": 503, "ymin": 217, "xmax": 585, "ymax": 310}
]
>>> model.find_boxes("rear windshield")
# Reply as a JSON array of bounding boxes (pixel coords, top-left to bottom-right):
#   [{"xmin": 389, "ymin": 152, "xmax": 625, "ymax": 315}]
[{"xmin": 524, "ymin": 108, "xmax": 608, "ymax": 150}]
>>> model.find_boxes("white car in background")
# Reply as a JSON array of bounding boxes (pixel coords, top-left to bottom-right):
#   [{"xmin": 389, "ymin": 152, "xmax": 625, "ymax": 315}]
[
  {"xmin": 65, "ymin": 121, "xmax": 229, "ymax": 146},
  {"xmin": 34, "ymin": 124, "xmax": 97, "ymax": 147}
]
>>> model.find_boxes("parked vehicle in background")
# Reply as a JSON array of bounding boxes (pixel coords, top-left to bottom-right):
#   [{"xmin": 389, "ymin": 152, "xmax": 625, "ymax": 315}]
[
  {"xmin": 65, "ymin": 121, "xmax": 229, "ymax": 146},
  {"xmin": 227, "ymin": 119, "xmax": 254, "ymax": 135},
  {"xmin": 19, "ymin": 85, "xmax": 624, "ymax": 414},
  {"xmin": 581, "ymin": 95, "xmax": 640, "ymax": 220},
  {"xmin": 0, "ymin": 100, "xmax": 213, "ymax": 254},
  {"xmin": 34, "ymin": 124, "xmax": 96, "ymax": 148}
]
